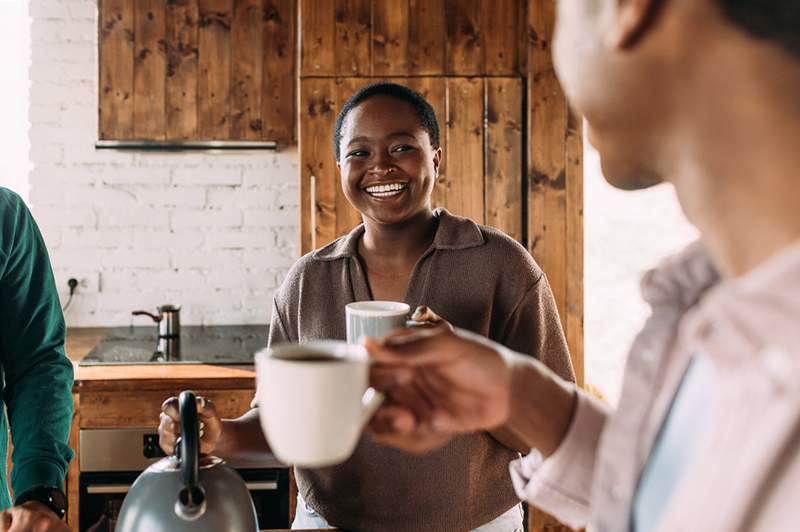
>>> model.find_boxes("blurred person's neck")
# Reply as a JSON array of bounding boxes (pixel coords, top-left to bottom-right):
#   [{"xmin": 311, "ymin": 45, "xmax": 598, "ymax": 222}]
[{"xmin": 665, "ymin": 36, "xmax": 800, "ymax": 279}]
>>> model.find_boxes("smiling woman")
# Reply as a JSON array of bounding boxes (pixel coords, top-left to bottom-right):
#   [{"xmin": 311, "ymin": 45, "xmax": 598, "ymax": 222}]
[{"xmin": 160, "ymin": 83, "xmax": 576, "ymax": 532}]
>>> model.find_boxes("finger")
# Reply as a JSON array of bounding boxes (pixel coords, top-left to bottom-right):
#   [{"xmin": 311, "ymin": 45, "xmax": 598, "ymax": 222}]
[
  {"xmin": 411, "ymin": 306, "xmax": 442, "ymax": 323},
  {"xmin": 368, "ymin": 406, "xmax": 418, "ymax": 435},
  {"xmin": 363, "ymin": 328, "xmax": 457, "ymax": 365},
  {"xmin": 161, "ymin": 396, "xmax": 180, "ymax": 421},
  {"xmin": 369, "ymin": 364, "xmax": 414, "ymax": 391},
  {"xmin": 0, "ymin": 511, "xmax": 10, "ymax": 532},
  {"xmin": 197, "ymin": 397, "xmax": 219, "ymax": 420}
]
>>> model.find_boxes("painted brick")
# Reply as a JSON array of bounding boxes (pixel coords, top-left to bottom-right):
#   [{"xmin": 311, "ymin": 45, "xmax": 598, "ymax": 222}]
[
  {"xmin": 244, "ymin": 249, "xmax": 297, "ymax": 269},
  {"xmin": 62, "ymin": 228, "xmax": 133, "ymax": 249},
  {"xmin": 101, "ymin": 166, "xmax": 171, "ymax": 185},
  {"xmin": 171, "ymin": 250, "xmax": 243, "ymax": 270},
  {"xmin": 98, "ymin": 207, "xmax": 169, "ymax": 228},
  {"xmin": 207, "ymin": 186, "xmax": 276, "ymax": 208},
  {"xmin": 134, "ymin": 230, "xmax": 206, "ymax": 250},
  {"xmin": 136, "ymin": 187, "xmax": 207, "ymax": 207},
  {"xmin": 172, "ymin": 166, "xmax": 242, "ymax": 186},
  {"xmin": 205, "ymin": 229, "xmax": 272, "ymax": 249},
  {"xmin": 33, "ymin": 206, "xmax": 96, "ymax": 228},
  {"xmin": 171, "ymin": 209, "xmax": 242, "ymax": 229},
  {"xmin": 103, "ymin": 250, "xmax": 170, "ymax": 269},
  {"xmin": 243, "ymin": 206, "xmax": 298, "ymax": 228}
]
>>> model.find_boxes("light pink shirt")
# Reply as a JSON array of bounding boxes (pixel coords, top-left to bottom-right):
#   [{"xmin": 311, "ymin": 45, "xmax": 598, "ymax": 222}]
[{"xmin": 510, "ymin": 240, "xmax": 800, "ymax": 531}]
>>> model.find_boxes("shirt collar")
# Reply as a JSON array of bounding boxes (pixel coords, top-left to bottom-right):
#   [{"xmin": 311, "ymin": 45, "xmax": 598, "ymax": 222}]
[{"xmin": 312, "ymin": 208, "xmax": 485, "ymax": 261}]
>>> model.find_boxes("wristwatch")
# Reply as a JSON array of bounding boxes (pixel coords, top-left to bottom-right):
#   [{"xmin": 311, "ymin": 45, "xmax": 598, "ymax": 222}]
[{"xmin": 14, "ymin": 486, "xmax": 67, "ymax": 519}]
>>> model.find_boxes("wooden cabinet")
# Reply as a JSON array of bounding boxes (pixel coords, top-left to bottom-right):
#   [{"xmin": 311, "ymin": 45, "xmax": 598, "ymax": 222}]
[{"xmin": 98, "ymin": 0, "xmax": 296, "ymax": 143}]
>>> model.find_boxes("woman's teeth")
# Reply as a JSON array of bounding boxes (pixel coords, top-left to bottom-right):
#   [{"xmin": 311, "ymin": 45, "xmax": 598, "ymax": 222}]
[{"xmin": 364, "ymin": 182, "xmax": 407, "ymax": 198}]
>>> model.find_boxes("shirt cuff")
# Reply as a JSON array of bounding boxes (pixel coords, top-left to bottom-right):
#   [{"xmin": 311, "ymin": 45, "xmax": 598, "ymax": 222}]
[
  {"xmin": 12, "ymin": 459, "xmax": 67, "ymax": 499},
  {"xmin": 509, "ymin": 390, "xmax": 608, "ymax": 530}
]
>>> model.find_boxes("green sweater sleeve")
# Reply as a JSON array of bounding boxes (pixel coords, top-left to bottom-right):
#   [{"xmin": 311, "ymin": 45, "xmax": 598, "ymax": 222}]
[{"xmin": 0, "ymin": 188, "xmax": 74, "ymax": 498}]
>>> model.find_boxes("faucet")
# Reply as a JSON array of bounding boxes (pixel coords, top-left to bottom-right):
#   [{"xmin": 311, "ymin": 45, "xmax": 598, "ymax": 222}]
[{"xmin": 132, "ymin": 305, "xmax": 181, "ymax": 362}]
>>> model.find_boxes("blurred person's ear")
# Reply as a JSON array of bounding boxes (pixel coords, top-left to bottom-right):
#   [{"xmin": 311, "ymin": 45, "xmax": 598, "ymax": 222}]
[{"xmin": 608, "ymin": 0, "xmax": 667, "ymax": 50}]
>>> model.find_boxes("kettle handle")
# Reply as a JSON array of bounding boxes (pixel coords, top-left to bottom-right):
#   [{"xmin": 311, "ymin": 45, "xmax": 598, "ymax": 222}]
[{"xmin": 175, "ymin": 391, "xmax": 205, "ymax": 519}]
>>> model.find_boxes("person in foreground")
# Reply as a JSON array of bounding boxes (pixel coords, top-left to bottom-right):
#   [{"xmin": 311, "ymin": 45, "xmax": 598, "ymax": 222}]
[
  {"xmin": 366, "ymin": 1, "xmax": 800, "ymax": 531},
  {"xmin": 0, "ymin": 188, "xmax": 74, "ymax": 532},
  {"xmin": 159, "ymin": 83, "xmax": 575, "ymax": 531}
]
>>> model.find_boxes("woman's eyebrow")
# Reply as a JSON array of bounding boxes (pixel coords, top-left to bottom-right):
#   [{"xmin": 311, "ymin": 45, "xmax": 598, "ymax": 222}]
[{"xmin": 346, "ymin": 132, "xmax": 416, "ymax": 148}]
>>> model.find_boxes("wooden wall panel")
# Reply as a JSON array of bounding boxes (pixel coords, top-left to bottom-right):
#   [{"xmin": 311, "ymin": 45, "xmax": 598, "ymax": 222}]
[
  {"xmin": 334, "ymin": 0, "xmax": 371, "ymax": 76},
  {"xmin": 231, "ymin": 0, "xmax": 264, "ymax": 139},
  {"xmin": 301, "ymin": 0, "xmax": 335, "ymax": 75},
  {"xmin": 408, "ymin": 0, "xmax": 446, "ymax": 75},
  {"xmin": 165, "ymin": 0, "xmax": 199, "ymax": 140},
  {"xmin": 486, "ymin": 78, "xmax": 523, "ymax": 241},
  {"xmin": 198, "ymin": 0, "xmax": 232, "ymax": 139},
  {"xmin": 300, "ymin": 79, "xmax": 338, "ymax": 252},
  {"xmin": 372, "ymin": 0, "xmax": 409, "ymax": 76},
  {"xmin": 404, "ymin": 77, "xmax": 447, "ymax": 210},
  {"xmin": 262, "ymin": 0, "xmax": 297, "ymax": 142},
  {"xmin": 133, "ymin": 0, "xmax": 166, "ymax": 139},
  {"xmin": 565, "ymin": 108, "xmax": 584, "ymax": 386},
  {"xmin": 99, "ymin": 0, "xmax": 135, "ymax": 139},
  {"xmin": 445, "ymin": 0, "xmax": 482, "ymax": 75},
  {"xmin": 445, "ymin": 77, "xmax": 485, "ymax": 222},
  {"xmin": 482, "ymin": 0, "xmax": 518, "ymax": 74}
]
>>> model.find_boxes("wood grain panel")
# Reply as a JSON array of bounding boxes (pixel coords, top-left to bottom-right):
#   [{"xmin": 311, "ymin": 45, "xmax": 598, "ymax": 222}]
[
  {"xmin": 300, "ymin": 79, "xmax": 337, "ymax": 253},
  {"xmin": 66, "ymin": 393, "xmax": 80, "ymax": 528},
  {"xmin": 231, "ymin": 0, "xmax": 264, "ymax": 139},
  {"xmin": 262, "ymin": 0, "xmax": 297, "ymax": 142},
  {"xmin": 445, "ymin": 0, "xmax": 481, "ymax": 75},
  {"xmin": 198, "ymin": 0, "xmax": 232, "ymax": 139},
  {"xmin": 404, "ymin": 77, "xmax": 447, "ymax": 210},
  {"xmin": 372, "ymin": 0, "xmax": 408, "ymax": 76},
  {"xmin": 445, "ymin": 77, "xmax": 484, "ymax": 222},
  {"xmin": 79, "ymin": 389, "xmax": 254, "ymax": 429},
  {"xmin": 300, "ymin": 0, "xmax": 335, "ymax": 76},
  {"xmin": 335, "ymin": 78, "xmax": 370, "ymax": 236},
  {"xmin": 334, "ymin": 0, "xmax": 371, "ymax": 76},
  {"xmin": 99, "ymin": 0, "xmax": 135, "ymax": 139},
  {"xmin": 565, "ymin": 107, "xmax": 584, "ymax": 386},
  {"xmin": 408, "ymin": 0, "xmax": 446, "ymax": 75},
  {"xmin": 482, "ymin": 0, "xmax": 518, "ymax": 74},
  {"xmin": 486, "ymin": 77, "xmax": 522, "ymax": 241},
  {"xmin": 133, "ymin": 0, "xmax": 166, "ymax": 139},
  {"xmin": 166, "ymin": 0, "xmax": 199, "ymax": 140}
]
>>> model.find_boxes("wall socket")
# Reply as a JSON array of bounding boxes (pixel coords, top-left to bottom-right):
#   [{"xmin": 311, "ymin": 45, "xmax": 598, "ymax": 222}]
[{"xmin": 57, "ymin": 271, "xmax": 100, "ymax": 294}]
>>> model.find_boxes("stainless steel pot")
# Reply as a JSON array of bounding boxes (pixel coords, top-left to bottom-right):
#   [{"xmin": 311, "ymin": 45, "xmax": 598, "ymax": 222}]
[{"xmin": 115, "ymin": 391, "xmax": 258, "ymax": 531}]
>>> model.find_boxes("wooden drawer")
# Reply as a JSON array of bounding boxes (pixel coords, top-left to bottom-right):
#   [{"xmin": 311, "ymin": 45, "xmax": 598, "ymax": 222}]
[{"xmin": 78, "ymin": 389, "xmax": 254, "ymax": 429}]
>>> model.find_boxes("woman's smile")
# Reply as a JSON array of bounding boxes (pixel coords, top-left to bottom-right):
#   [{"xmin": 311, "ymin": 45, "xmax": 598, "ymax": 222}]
[{"xmin": 363, "ymin": 181, "xmax": 409, "ymax": 199}]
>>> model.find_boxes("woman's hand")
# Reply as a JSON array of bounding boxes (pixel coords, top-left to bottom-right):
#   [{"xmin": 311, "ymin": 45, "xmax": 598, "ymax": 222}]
[
  {"xmin": 0, "ymin": 502, "xmax": 69, "ymax": 532},
  {"xmin": 409, "ymin": 305, "xmax": 453, "ymax": 331},
  {"xmin": 158, "ymin": 396, "xmax": 223, "ymax": 455}
]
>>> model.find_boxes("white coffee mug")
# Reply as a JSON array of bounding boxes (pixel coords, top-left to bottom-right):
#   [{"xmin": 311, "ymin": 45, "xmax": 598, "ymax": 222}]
[
  {"xmin": 255, "ymin": 341, "xmax": 383, "ymax": 468},
  {"xmin": 345, "ymin": 301, "xmax": 411, "ymax": 344}
]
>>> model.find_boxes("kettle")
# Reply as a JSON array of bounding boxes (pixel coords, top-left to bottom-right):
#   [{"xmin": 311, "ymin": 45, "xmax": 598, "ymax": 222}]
[
  {"xmin": 115, "ymin": 391, "xmax": 258, "ymax": 531},
  {"xmin": 132, "ymin": 305, "xmax": 181, "ymax": 361}
]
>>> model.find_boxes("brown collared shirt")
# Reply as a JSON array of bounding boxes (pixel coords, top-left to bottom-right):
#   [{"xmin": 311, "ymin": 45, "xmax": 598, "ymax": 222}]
[{"xmin": 269, "ymin": 208, "xmax": 574, "ymax": 532}]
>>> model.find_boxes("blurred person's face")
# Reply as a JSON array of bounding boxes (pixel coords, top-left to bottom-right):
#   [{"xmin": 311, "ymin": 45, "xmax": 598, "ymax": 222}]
[{"xmin": 553, "ymin": 0, "xmax": 675, "ymax": 190}]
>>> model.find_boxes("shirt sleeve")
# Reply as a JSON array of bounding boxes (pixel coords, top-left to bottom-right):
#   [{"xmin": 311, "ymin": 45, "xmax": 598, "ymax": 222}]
[
  {"xmin": 509, "ymin": 390, "xmax": 609, "ymax": 530},
  {"xmin": 500, "ymin": 273, "xmax": 576, "ymax": 382},
  {"xmin": 0, "ymin": 192, "xmax": 74, "ymax": 497}
]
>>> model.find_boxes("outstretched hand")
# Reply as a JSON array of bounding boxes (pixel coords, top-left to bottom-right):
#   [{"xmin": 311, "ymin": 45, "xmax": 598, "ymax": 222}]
[{"xmin": 365, "ymin": 327, "xmax": 512, "ymax": 454}]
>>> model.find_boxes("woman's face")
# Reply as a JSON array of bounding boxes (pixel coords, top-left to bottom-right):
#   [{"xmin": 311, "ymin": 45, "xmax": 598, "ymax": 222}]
[{"xmin": 337, "ymin": 96, "xmax": 441, "ymax": 226}]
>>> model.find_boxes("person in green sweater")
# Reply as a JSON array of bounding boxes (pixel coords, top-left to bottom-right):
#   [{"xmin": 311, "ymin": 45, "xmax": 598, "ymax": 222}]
[{"xmin": 0, "ymin": 187, "xmax": 73, "ymax": 531}]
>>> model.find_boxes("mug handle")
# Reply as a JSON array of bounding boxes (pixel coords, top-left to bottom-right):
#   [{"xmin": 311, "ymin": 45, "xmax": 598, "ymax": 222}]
[{"xmin": 360, "ymin": 387, "xmax": 384, "ymax": 427}]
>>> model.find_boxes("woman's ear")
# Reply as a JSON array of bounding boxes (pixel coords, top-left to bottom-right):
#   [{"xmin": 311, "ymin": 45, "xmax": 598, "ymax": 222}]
[
  {"xmin": 607, "ymin": 0, "xmax": 667, "ymax": 50},
  {"xmin": 432, "ymin": 147, "xmax": 443, "ymax": 179}
]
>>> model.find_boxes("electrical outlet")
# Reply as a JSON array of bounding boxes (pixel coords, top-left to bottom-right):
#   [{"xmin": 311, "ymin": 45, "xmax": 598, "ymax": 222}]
[{"xmin": 56, "ymin": 271, "xmax": 101, "ymax": 294}]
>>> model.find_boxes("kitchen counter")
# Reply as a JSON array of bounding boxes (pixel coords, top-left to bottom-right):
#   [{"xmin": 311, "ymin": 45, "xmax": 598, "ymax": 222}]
[{"xmin": 64, "ymin": 327, "xmax": 297, "ymax": 529}]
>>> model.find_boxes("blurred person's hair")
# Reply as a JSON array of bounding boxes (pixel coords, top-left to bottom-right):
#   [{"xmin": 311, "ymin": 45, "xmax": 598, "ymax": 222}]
[{"xmin": 716, "ymin": 0, "xmax": 800, "ymax": 57}]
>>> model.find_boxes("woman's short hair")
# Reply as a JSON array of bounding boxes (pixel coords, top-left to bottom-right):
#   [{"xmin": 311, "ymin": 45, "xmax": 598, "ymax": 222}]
[{"xmin": 333, "ymin": 82, "xmax": 441, "ymax": 161}]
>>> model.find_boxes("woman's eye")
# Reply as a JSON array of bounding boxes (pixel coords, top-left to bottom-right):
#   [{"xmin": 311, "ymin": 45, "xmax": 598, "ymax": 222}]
[
  {"xmin": 392, "ymin": 145, "xmax": 414, "ymax": 153},
  {"xmin": 347, "ymin": 150, "xmax": 368, "ymax": 158}
]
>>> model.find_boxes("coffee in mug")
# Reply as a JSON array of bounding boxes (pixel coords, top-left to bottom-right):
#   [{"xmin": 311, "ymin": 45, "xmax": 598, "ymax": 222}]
[
  {"xmin": 255, "ymin": 341, "xmax": 383, "ymax": 467},
  {"xmin": 345, "ymin": 300, "xmax": 410, "ymax": 344}
]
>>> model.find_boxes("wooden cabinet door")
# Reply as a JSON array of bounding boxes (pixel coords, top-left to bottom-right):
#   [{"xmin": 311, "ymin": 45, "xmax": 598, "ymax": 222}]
[{"xmin": 299, "ymin": 76, "xmax": 524, "ymax": 253}]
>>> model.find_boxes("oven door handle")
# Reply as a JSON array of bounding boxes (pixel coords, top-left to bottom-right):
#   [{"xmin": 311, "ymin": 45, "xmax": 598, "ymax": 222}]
[
  {"xmin": 245, "ymin": 481, "xmax": 278, "ymax": 491},
  {"xmin": 86, "ymin": 484, "xmax": 131, "ymax": 495},
  {"xmin": 86, "ymin": 480, "xmax": 277, "ymax": 494}
]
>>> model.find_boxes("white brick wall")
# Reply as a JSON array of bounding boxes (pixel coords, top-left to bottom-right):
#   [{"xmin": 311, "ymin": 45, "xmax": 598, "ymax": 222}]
[{"xmin": 28, "ymin": 0, "xmax": 300, "ymax": 327}]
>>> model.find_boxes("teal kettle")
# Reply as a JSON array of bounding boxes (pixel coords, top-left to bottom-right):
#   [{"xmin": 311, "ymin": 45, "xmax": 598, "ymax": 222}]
[{"xmin": 115, "ymin": 391, "xmax": 258, "ymax": 531}]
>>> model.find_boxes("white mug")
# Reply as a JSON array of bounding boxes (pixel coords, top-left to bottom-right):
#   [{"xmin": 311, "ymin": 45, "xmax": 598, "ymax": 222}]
[
  {"xmin": 345, "ymin": 301, "xmax": 411, "ymax": 344},
  {"xmin": 255, "ymin": 341, "xmax": 383, "ymax": 468}
]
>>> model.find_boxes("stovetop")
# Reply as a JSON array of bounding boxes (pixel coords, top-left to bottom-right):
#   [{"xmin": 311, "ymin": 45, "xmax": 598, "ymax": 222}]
[{"xmin": 80, "ymin": 325, "xmax": 268, "ymax": 366}]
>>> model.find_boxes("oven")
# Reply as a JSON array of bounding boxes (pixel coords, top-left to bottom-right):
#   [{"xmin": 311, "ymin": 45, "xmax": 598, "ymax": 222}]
[{"xmin": 78, "ymin": 428, "xmax": 289, "ymax": 532}]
